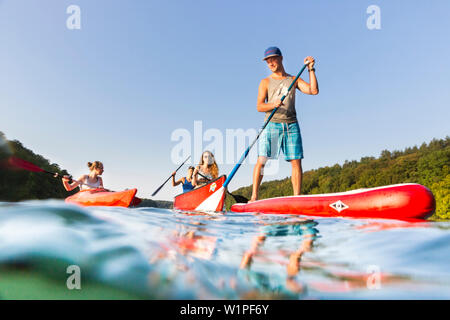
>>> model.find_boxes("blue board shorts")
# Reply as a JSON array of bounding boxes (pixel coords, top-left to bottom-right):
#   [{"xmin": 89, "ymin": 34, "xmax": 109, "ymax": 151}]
[{"xmin": 258, "ymin": 121, "xmax": 304, "ymax": 161}]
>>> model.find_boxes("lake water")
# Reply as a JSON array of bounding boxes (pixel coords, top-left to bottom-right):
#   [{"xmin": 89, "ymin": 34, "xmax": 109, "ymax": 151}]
[{"xmin": 0, "ymin": 200, "xmax": 449, "ymax": 299}]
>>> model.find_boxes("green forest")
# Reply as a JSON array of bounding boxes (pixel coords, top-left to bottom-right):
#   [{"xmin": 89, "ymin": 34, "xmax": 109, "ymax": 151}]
[{"xmin": 226, "ymin": 137, "xmax": 450, "ymax": 220}]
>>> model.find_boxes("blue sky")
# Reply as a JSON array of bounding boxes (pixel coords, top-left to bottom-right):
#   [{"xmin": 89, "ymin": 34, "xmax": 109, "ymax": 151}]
[{"xmin": 1, "ymin": 0, "xmax": 449, "ymax": 200}]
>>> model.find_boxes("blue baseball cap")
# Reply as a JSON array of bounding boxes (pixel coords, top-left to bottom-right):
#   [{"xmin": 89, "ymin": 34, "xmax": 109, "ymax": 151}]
[{"xmin": 263, "ymin": 46, "xmax": 282, "ymax": 61}]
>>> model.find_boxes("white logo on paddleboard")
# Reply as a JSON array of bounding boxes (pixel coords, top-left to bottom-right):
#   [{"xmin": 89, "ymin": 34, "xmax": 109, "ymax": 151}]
[
  {"xmin": 210, "ymin": 183, "xmax": 217, "ymax": 192},
  {"xmin": 330, "ymin": 200, "xmax": 349, "ymax": 213}
]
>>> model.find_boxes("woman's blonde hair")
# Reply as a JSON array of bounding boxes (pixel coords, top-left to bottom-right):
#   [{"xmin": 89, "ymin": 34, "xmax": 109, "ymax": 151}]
[
  {"xmin": 199, "ymin": 151, "xmax": 218, "ymax": 179},
  {"xmin": 87, "ymin": 161, "xmax": 103, "ymax": 171}
]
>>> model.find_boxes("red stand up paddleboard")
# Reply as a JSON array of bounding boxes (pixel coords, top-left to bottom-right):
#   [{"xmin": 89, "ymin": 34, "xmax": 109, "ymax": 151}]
[{"xmin": 231, "ymin": 183, "xmax": 435, "ymax": 220}]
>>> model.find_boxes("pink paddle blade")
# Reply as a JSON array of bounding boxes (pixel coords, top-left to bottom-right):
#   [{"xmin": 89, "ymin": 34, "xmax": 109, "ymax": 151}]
[{"xmin": 7, "ymin": 156, "xmax": 44, "ymax": 172}]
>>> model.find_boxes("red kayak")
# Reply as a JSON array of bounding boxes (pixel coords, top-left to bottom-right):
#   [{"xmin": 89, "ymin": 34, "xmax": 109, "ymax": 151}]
[
  {"xmin": 231, "ymin": 184, "xmax": 435, "ymax": 220},
  {"xmin": 66, "ymin": 188, "xmax": 140, "ymax": 207},
  {"xmin": 174, "ymin": 176, "xmax": 227, "ymax": 212}
]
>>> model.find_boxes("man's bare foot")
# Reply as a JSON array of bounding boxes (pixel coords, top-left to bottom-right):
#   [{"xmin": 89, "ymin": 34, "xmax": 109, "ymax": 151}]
[{"xmin": 249, "ymin": 196, "xmax": 258, "ymax": 203}]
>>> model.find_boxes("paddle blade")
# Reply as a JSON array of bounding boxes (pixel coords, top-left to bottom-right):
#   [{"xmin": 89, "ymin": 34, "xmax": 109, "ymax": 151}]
[{"xmin": 8, "ymin": 157, "xmax": 44, "ymax": 172}]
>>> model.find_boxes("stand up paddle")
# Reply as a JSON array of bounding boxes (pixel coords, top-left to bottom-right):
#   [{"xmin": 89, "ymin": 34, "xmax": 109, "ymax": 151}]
[
  {"xmin": 198, "ymin": 61, "xmax": 310, "ymax": 211},
  {"xmin": 151, "ymin": 155, "xmax": 191, "ymax": 197}
]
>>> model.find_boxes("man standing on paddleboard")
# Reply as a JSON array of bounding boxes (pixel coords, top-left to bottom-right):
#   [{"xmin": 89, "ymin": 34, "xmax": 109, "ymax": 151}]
[{"xmin": 250, "ymin": 47, "xmax": 318, "ymax": 202}]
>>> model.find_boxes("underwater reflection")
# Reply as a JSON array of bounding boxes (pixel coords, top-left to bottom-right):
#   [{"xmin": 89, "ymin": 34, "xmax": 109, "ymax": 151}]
[{"xmin": 237, "ymin": 217, "xmax": 319, "ymax": 298}]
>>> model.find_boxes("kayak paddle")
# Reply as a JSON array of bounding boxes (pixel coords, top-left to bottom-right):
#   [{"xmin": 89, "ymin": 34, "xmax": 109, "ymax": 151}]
[
  {"xmin": 7, "ymin": 156, "xmax": 72, "ymax": 181},
  {"xmin": 151, "ymin": 155, "xmax": 191, "ymax": 197},
  {"xmin": 196, "ymin": 61, "xmax": 310, "ymax": 211},
  {"xmin": 7, "ymin": 156, "xmax": 118, "ymax": 191}
]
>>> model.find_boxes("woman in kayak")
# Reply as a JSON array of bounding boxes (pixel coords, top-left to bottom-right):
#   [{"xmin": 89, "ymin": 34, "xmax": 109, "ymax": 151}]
[
  {"xmin": 193, "ymin": 151, "xmax": 219, "ymax": 187},
  {"xmin": 61, "ymin": 161, "xmax": 106, "ymax": 191},
  {"xmin": 172, "ymin": 166, "xmax": 196, "ymax": 193}
]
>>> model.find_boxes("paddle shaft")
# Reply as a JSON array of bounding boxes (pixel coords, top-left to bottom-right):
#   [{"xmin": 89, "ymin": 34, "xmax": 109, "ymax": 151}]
[
  {"xmin": 223, "ymin": 62, "xmax": 310, "ymax": 189},
  {"xmin": 151, "ymin": 155, "xmax": 191, "ymax": 196}
]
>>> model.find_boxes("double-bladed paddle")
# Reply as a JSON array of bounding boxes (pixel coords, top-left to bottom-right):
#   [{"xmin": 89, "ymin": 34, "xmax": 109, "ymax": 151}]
[
  {"xmin": 151, "ymin": 155, "xmax": 191, "ymax": 197},
  {"xmin": 7, "ymin": 156, "xmax": 72, "ymax": 180},
  {"xmin": 6, "ymin": 156, "xmax": 103, "ymax": 189},
  {"xmin": 7, "ymin": 156, "xmax": 141, "ymax": 205}
]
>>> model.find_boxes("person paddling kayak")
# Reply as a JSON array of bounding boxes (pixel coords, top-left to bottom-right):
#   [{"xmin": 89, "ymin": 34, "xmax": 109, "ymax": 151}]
[
  {"xmin": 193, "ymin": 151, "xmax": 219, "ymax": 187},
  {"xmin": 61, "ymin": 161, "xmax": 106, "ymax": 191},
  {"xmin": 172, "ymin": 166, "xmax": 196, "ymax": 193},
  {"xmin": 250, "ymin": 47, "xmax": 318, "ymax": 202}
]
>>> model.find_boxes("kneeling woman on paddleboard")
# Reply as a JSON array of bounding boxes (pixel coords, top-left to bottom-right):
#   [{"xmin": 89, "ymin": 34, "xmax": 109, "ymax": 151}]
[
  {"xmin": 193, "ymin": 151, "xmax": 219, "ymax": 187},
  {"xmin": 62, "ymin": 161, "xmax": 106, "ymax": 191},
  {"xmin": 172, "ymin": 166, "xmax": 196, "ymax": 193}
]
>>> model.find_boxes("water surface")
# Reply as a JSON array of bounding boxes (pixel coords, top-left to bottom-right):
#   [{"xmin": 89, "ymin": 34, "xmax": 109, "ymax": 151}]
[{"xmin": 0, "ymin": 200, "xmax": 449, "ymax": 299}]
